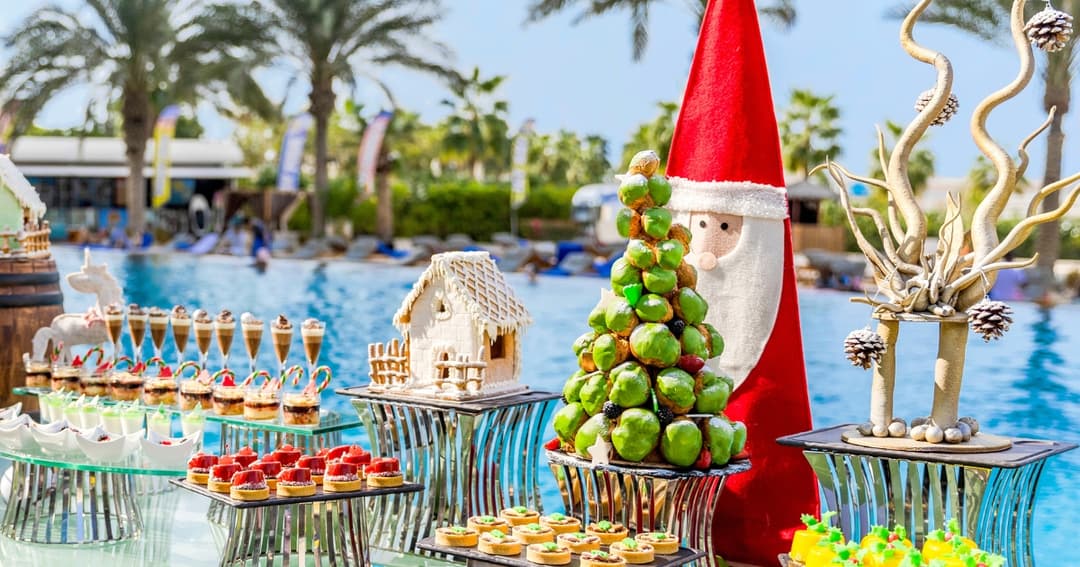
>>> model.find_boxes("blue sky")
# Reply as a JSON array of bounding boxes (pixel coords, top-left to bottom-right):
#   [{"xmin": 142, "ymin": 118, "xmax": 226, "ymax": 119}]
[{"xmin": 6, "ymin": 0, "xmax": 1075, "ymax": 179}]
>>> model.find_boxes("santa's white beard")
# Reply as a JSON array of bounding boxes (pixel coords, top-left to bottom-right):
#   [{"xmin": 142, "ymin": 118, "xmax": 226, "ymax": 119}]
[{"xmin": 692, "ymin": 217, "xmax": 785, "ymax": 388}]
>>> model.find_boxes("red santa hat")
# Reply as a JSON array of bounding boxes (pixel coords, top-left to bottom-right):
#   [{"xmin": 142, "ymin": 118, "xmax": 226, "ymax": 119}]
[{"xmin": 665, "ymin": 0, "xmax": 819, "ymax": 564}]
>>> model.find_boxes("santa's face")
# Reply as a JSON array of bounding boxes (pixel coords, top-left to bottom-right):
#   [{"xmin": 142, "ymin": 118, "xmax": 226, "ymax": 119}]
[{"xmin": 679, "ymin": 211, "xmax": 785, "ymax": 388}]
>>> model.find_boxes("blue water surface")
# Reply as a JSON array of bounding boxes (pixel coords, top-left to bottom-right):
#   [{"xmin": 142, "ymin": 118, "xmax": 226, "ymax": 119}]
[{"xmin": 52, "ymin": 246, "xmax": 1080, "ymax": 561}]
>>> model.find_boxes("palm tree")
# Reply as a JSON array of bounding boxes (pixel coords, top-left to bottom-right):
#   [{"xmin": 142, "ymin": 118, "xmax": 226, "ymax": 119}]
[
  {"xmin": 778, "ymin": 89, "xmax": 843, "ymax": 180},
  {"xmin": 621, "ymin": 101, "xmax": 679, "ymax": 168},
  {"xmin": 526, "ymin": 0, "xmax": 797, "ymax": 61},
  {"xmin": 907, "ymin": 0, "xmax": 1075, "ymax": 290},
  {"xmin": 210, "ymin": 0, "xmax": 456, "ymax": 239},
  {"xmin": 441, "ymin": 68, "xmax": 511, "ymax": 181},
  {"xmin": 530, "ymin": 130, "xmax": 612, "ymax": 186},
  {"xmin": 0, "ymin": 1, "xmax": 273, "ymax": 235}
]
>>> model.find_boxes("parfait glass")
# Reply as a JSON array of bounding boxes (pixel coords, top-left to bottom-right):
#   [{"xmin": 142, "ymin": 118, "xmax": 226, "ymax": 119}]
[
  {"xmin": 270, "ymin": 315, "xmax": 293, "ymax": 380},
  {"xmin": 192, "ymin": 310, "xmax": 214, "ymax": 370},
  {"xmin": 241, "ymin": 313, "xmax": 264, "ymax": 375},
  {"xmin": 300, "ymin": 319, "xmax": 326, "ymax": 381},
  {"xmin": 127, "ymin": 305, "xmax": 148, "ymax": 364},
  {"xmin": 171, "ymin": 307, "xmax": 191, "ymax": 367},
  {"xmin": 104, "ymin": 306, "xmax": 124, "ymax": 364},
  {"xmin": 215, "ymin": 311, "xmax": 236, "ymax": 370},
  {"xmin": 148, "ymin": 307, "xmax": 169, "ymax": 360}
]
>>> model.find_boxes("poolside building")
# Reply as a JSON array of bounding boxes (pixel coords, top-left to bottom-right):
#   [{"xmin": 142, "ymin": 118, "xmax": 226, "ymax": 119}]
[{"xmin": 8, "ymin": 136, "xmax": 252, "ymax": 237}]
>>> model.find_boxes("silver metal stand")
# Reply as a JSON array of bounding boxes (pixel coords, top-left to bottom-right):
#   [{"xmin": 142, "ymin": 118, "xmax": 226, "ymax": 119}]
[
  {"xmin": 215, "ymin": 499, "xmax": 370, "ymax": 567},
  {"xmin": 217, "ymin": 413, "xmax": 349, "ymax": 455},
  {"xmin": 2, "ymin": 460, "xmax": 142, "ymax": 544},
  {"xmin": 340, "ymin": 388, "xmax": 560, "ymax": 556},
  {"xmin": 547, "ymin": 450, "xmax": 750, "ymax": 567},
  {"xmin": 778, "ymin": 424, "xmax": 1078, "ymax": 567}
]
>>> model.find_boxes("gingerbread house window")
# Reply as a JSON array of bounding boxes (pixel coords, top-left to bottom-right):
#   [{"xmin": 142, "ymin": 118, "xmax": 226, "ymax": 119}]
[{"xmin": 490, "ymin": 333, "xmax": 512, "ymax": 359}]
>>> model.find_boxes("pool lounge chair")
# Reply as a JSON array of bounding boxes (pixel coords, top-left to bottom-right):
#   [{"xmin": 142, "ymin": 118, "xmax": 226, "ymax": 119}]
[
  {"xmin": 290, "ymin": 239, "xmax": 328, "ymax": 260},
  {"xmin": 543, "ymin": 251, "xmax": 595, "ymax": 276},
  {"xmin": 345, "ymin": 236, "xmax": 379, "ymax": 261}
]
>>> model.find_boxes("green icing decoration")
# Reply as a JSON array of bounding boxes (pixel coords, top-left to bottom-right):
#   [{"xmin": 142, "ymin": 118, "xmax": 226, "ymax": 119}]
[
  {"xmin": 623, "ymin": 284, "xmax": 643, "ymax": 307},
  {"xmin": 512, "ymin": 506, "xmax": 528, "ymax": 514},
  {"xmin": 620, "ymin": 538, "xmax": 637, "ymax": 549},
  {"xmin": 651, "ymin": 533, "xmax": 666, "ymax": 541},
  {"xmin": 490, "ymin": 530, "xmax": 505, "ymax": 539},
  {"xmin": 527, "ymin": 523, "xmax": 542, "ymax": 532},
  {"xmin": 574, "ymin": 532, "xmax": 588, "ymax": 539},
  {"xmin": 451, "ymin": 527, "xmax": 467, "ymax": 534},
  {"xmin": 591, "ymin": 551, "xmax": 609, "ymax": 558},
  {"xmin": 542, "ymin": 542, "xmax": 559, "ymax": 552},
  {"xmin": 596, "ymin": 521, "xmax": 612, "ymax": 531},
  {"xmin": 479, "ymin": 515, "xmax": 496, "ymax": 523},
  {"xmin": 548, "ymin": 513, "xmax": 566, "ymax": 521}
]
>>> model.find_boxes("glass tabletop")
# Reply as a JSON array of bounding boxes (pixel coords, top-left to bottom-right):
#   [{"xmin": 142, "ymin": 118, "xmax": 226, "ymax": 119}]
[
  {"xmin": 0, "ymin": 443, "xmax": 185, "ymax": 475},
  {"xmin": 13, "ymin": 387, "xmax": 361, "ymax": 436}
]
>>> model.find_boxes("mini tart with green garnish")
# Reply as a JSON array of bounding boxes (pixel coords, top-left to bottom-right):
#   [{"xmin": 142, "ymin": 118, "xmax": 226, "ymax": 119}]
[
  {"xmin": 539, "ymin": 512, "xmax": 582, "ymax": 534},
  {"xmin": 580, "ymin": 550, "xmax": 628, "ymax": 567},
  {"xmin": 435, "ymin": 526, "xmax": 479, "ymax": 547},
  {"xmin": 500, "ymin": 505, "xmax": 540, "ymax": 526},
  {"xmin": 635, "ymin": 532, "xmax": 678, "ymax": 555},
  {"xmin": 610, "ymin": 538, "xmax": 655, "ymax": 564},
  {"xmin": 585, "ymin": 520, "xmax": 629, "ymax": 545},
  {"xmin": 557, "ymin": 532, "xmax": 602, "ymax": 554},
  {"xmin": 467, "ymin": 514, "xmax": 510, "ymax": 534},
  {"xmin": 512, "ymin": 522, "xmax": 556, "ymax": 544},
  {"xmin": 527, "ymin": 542, "xmax": 572, "ymax": 565},
  {"xmin": 477, "ymin": 529, "xmax": 522, "ymax": 556}
]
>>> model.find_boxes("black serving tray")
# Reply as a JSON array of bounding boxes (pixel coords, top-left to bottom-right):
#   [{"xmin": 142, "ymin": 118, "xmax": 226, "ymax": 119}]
[
  {"xmin": 417, "ymin": 536, "xmax": 704, "ymax": 567},
  {"xmin": 170, "ymin": 477, "xmax": 423, "ymax": 509}
]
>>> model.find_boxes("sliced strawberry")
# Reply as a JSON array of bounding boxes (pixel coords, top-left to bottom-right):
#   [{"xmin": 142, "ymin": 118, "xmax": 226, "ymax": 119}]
[
  {"xmin": 694, "ymin": 448, "xmax": 712, "ymax": 470},
  {"xmin": 297, "ymin": 456, "xmax": 326, "ymax": 474},
  {"xmin": 678, "ymin": 355, "xmax": 705, "ymax": 375},
  {"xmin": 251, "ymin": 460, "xmax": 282, "ymax": 478},
  {"xmin": 160, "ymin": 440, "xmax": 172, "ymax": 446},
  {"xmin": 279, "ymin": 467, "xmax": 312, "ymax": 483},
  {"xmin": 72, "ymin": 355, "xmax": 84, "ymax": 367},
  {"xmin": 221, "ymin": 373, "xmax": 235, "ymax": 387},
  {"xmin": 210, "ymin": 463, "xmax": 241, "ymax": 482},
  {"xmin": 326, "ymin": 462, "xmax": 357, "ymax": 477},
  {"xmin": 231, "ymin": 469, "xmax": 266, "ymax": 486},
  {"xmin": 159, "ymin": 366, "xmax": 173, "ymax": 377},
  {"xmin": 544, "ymin": 438, "xmax": 561, "ymax": 451}
]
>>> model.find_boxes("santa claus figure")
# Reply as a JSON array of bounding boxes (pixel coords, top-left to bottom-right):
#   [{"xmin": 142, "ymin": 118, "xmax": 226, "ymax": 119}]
[{"xmin": 665, "ymin": 0, "xmax": 819, "ymax": 564}]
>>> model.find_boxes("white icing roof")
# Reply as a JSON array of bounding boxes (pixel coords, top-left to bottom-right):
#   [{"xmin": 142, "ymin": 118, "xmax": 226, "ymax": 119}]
[
  {"xmin": 0, "ymin": 154, "xmax": 45, "ymax": 218},
  {"xmin": 394, "ymin": 251, "xmax": 532, "ymax": 336}
]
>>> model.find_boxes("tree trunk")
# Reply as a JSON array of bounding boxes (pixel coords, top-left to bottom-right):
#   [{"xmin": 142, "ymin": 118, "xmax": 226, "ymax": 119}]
[
  {"xmin": 930, "ymin": 321, "xmax": 968, "ymax": 428},
  {"xmin": 309, "ymin": 79, "xmax": 335, "ymax": 240},
  {"xmin": 869, "ymin": 319, "xmax": 899, "ymax": 432},
  {"xmin": 1032, "ymin": 20, "xmax": 1073, "ymax": 297},
  {"xmin": 121, "ymin": 89, "xmax": 152, "ymax": 237},
  {"xmin": 374, "ymin": 144, "xmax": 394, "ymax": 244}
]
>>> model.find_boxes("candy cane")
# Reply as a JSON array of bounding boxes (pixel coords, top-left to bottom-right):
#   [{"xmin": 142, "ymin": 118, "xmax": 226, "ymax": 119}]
[
  {"xmin": 311, "ymin": 365, "xmax": 333, "ymax": 393},
  {"xmin": 177, "ymin": 361, "xmax": 201, "ymax": 379},
  {"xmin": 211, "ymin": 369, "xmax": 235, "ymax": 387},
  {"xmin": 113, "ymin": 356, "xmax": 134, "ymax": 370},
  {"xmin": 83, "ymin": 346, "xmax": 105, "ymax": 366},
  {"xmin": 284, "ymin": 365, "xmax": 306, "ymax": 387},
  {"xmin": 51, "ymin": 341, "xmax": 63, "ymax": 363},
  {"xmin": 147, "ymin": 356, "xmax": 171, "ymax": 377},
  {"xmin": 242, "ymin": 369, "xmax": 271, "ymax": 388},
  {"xmin": 94, "ymin": 360, "xmax": 113, "ymax": 374}
]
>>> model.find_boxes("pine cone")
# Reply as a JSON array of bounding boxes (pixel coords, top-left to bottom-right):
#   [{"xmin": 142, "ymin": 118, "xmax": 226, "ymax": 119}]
[
  {"xmin": 1025, "ymin": 5, "xmax": 1074, "ymax": 53},
  {"xmin": 914, "ymin": 90, "xmax": 960, "ymax": 126},
  {"xmin": 967, "ymin": 299, "xmax": 1014, "ymax": 342},
  {"xmin": 844, "ymin": 329, "xmax": 886, "ymax": 370}
]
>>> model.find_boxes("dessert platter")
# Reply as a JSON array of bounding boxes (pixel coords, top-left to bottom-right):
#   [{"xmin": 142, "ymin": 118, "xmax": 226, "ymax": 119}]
[{"xmin": 418, "ymin": 513, "xmax": 703, "ymax": 567}]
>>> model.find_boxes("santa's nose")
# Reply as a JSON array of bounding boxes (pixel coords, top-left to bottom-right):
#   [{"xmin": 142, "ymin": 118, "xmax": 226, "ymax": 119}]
[{"xmin": 690, "ymin": 251, "xmax": 718, "ymax": 271}]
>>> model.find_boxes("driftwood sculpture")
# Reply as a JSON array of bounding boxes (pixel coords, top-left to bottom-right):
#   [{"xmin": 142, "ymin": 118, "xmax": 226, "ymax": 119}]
[{"xmin": 817, "ymin": 0, "xmax": 1077, "ymax": 449}]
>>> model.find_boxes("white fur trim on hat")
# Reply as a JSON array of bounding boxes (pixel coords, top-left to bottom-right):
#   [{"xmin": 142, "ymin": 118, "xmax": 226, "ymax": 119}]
[{"xmin": 667, "ymin": 177, "xmax": 788, "ymax": 219}]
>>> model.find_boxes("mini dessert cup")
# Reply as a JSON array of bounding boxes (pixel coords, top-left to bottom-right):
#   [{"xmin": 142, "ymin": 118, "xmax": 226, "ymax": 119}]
[
  {"xmin": 180, "ymin": 379, "xmax": 213, "ymax": 410},
  {"xmin": 40, "ymin": 392, "xmax": 67, "ymax": 423},
  {"xmin": 240, "ymin": 313, "xmax": 264, "ymax": 374},
  {"xmin": 79, "ymin": 402, "xmax": 101, "ymax": 429},
  {"xmin": 300, "ymin": 318, "xmax": 325, "ymax": 376},
  {"xmin": 171, "ymin": 305, "xmax": 192, "ymax": 365},
  {"xmin": 63, "ymin": 399, "xmax": 82, "ymax": 425},
  {"xmin": 79, "ymin": 368, "xmax": 110, "ymax": 398},
  {"xmin": 192, "ymin": 309, "xmax": 214, "ymax": 368},
  {"xmin": 143, "ymin": 378, "xmax": 179, "ymax": 406},
  {"xmin": 110, "ymin": 371, "xmax": 145, "ymax": 402},
  {"xmin": 270, "ymin": 314, "xmax": 294, "ymax": 376},
  {"xmin": 101, "ymin": 406, "xmax": 123, "ymax": 434},
  {"xmin": 181, "ymin": 405, "xmax": 206, "ymax": 438},
  {"xmin": 213, "ymin": 384, "xmax": 245, "ymax": 416},
  {"xmin": 127, "ymin": 304, "xmax": 148, "ymax": 363},
  {"xmin": 244, "ymin": 388, "xmax": 280, "ymax": 421},
  {"xmin": 22, "ymin": 355, "xmax": 51, "ymax": 388},
  {"xmin": 148, "ymin": 307, "xmax": 169, "ymax": 359},
  {"xmin": 282, "ymin": 392, "xmax": 320, "ymax": 426},
  {"xmin": 120, "ymin": 404, "xmax": 145, "ymax": 436},
  {"xmin": 51, "ymin": 363, "xmax": 81, "ymax": 393},
  {"xmin": 147, "ymin": 407, "xmax": 172, "ymax": 438},
  {"xmin": 215, "ymin": 310, "xmax": 236, "ymax": 368}
]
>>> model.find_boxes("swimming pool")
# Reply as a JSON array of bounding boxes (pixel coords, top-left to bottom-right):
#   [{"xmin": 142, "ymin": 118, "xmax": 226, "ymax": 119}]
[{"xmin": 51, "ymin": 246, "xmax": 1080, "ymax": 561}]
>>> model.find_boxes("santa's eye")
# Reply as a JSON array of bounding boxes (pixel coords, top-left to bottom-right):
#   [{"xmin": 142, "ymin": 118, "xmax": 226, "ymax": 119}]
[
  {"xmin": 699, "ymin": 220, "xmax": 707, "ymax": 229},
  {"xmin": 721, "ymin": 222, "xmax": 729, "ymax": 231}
]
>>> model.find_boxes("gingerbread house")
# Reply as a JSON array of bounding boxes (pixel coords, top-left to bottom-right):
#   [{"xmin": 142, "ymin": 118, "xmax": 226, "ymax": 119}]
[
  {"xmin": 0, "ymin": 154, "xmax": 49, "ymax": 257},
  {"xmin": 368, "ymin": 251, "xmax": 532, "ymax": 399}
]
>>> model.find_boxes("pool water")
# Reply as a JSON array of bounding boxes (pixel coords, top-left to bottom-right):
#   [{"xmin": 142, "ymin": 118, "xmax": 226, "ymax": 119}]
[{"xmin": 51, "ymin": 246, "xmax": 1080, "ymax": 561}]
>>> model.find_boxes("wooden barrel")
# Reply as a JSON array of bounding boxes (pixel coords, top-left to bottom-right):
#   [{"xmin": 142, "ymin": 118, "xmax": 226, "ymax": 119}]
[{"xmin": 0, "ymin": 258, "xmax": 64, "ymax": 410}]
